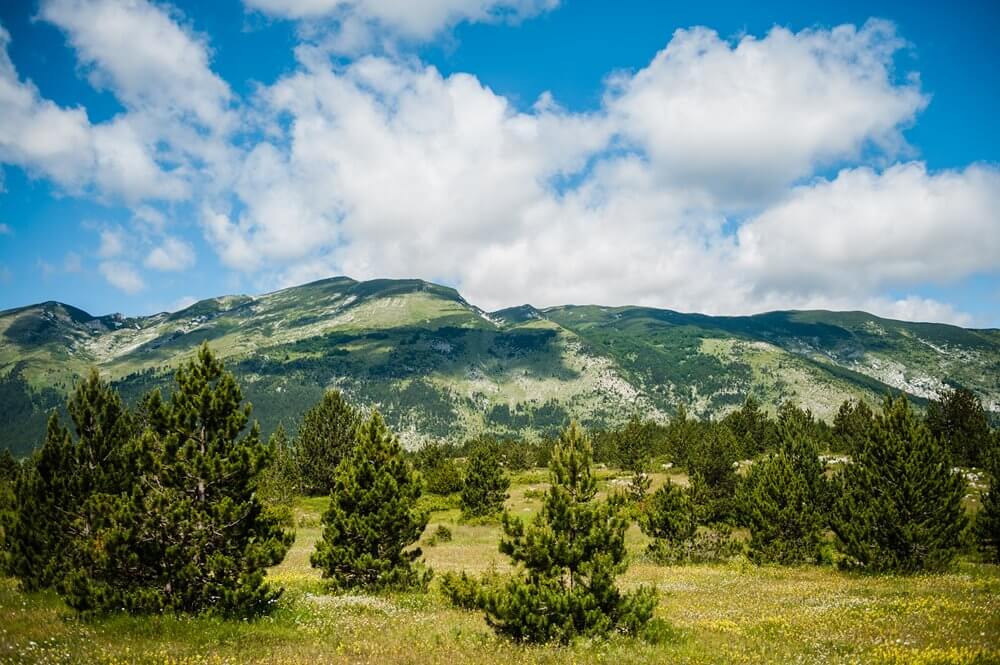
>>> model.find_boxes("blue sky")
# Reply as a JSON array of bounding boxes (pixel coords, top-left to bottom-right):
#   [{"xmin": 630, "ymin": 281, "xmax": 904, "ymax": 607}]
[{"xmin": 0, "ymin": 0, "xmax": 998, "ymax": 326}]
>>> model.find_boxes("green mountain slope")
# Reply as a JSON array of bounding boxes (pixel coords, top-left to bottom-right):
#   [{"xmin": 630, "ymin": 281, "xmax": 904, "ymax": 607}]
[{"xmin": 2, "ymin": 276, "xmax": 998, "ymax": 454}]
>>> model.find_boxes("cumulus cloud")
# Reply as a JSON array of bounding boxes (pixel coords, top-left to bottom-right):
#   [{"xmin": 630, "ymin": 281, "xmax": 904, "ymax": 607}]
[
  {"xmin": 244, "ymin": 0, "xmax": 559, "ymax": 53},
  {"xmin": 145, "ymin": 236, "xmax": 196, "ymax": 271},
  {"xmin": 99, "ymin": 260, "xmax": 145, "ymax": 294}
]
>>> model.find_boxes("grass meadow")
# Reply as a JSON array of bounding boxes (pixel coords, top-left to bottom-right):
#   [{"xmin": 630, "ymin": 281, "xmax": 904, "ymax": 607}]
[{"xmin": 2, "ymin": 469, "xmax": 998, "ymax": 664}]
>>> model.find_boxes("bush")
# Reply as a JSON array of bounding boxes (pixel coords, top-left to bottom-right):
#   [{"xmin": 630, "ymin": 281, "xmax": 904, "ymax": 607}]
[
  {"xmin": 461, "ymin": 442, "xmax": 510, "ymax": 519},
  {"xmin": 426, "ymin": 524, "xmax": 452, "ymax": 546}
]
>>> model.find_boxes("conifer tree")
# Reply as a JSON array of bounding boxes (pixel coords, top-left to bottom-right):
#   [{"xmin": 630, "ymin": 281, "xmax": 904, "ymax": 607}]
[
  {"xmin": 639, "ymin": 479, "xmax": 696, "ymax": 562},
  {"xmin": 311, "ymin": 410, "xmax": 430, "ymax": 591},
  {"xmin": 259, "ymin": 424, "xmax": 300, "ymax": 507},
  {"xmin": 0, "ymin": 470, "xmax": 15, "ymax": 574},
  {"xmin": 926, "ymin": 387, "xmax": 992, "ymax": 467},
  {"xmin": 416, "ymin": 443, "xmax": 464, "ymax": 495},
  {"xmin": 11, "ymin": 370, "xmax": 134, "ymax": 591},
  {"xmin": 460, "ymin": 440, "xmax": 510, "ymax": 518},
  {"xmin": 831, "ymin": 395, "xmax": 966, "ymax": 572},
  {"xmin": 832, "ymin": 399, "xmax": 875, "ymax": 454},
  {"xmin": 296, "ymin": 390, "xmax": 361, "ymax": 495},
  {"xmin": 0, "ymin": 449, "xmax": 17, "ymax": 483},
  {"xmin": 477, "ymin": 422, "xmax": 656, "ymax": 643},
  {"xmin": 62, "ymin": 345, "xmax": 292, "ymax": 616},
  {"xmin": 723, "ymin": 395, "xmax": 778, "ymax": 457},
  {"xmin": 686, "ymin": 423, "xmax": 740, "ymax": 523},
  {"xmin": 736, "ymin": 419, "xmax": 828, "ymax": 564},
  {"xmin": 976, "ymin": 433, "xmax": 1000, "ymax": 562},
  {"xmin": 616, "ymin": 415, "xmax": 653, "ymax": 501}
]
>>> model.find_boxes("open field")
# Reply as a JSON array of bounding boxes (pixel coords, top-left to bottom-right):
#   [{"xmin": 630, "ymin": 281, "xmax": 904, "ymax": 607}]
[{"xmin": 2, "ymin": 470, "xmax": 999, "ymax": 665}]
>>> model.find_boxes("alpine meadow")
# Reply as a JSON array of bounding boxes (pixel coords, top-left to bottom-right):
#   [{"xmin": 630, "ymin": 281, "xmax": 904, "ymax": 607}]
[{"xmin": 1, "ymin": 1, "xmax": 999, "ymax": 664}]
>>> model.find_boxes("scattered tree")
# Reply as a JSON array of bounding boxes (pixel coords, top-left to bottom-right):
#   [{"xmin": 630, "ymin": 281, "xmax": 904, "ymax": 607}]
[
  {"xmin": 461, "ymin": 440, "xmax": 510, "ymax": 518},
  {"xmin": 832, "ymin": 399, "xmax": 875, "ymax": 455},
  {"xmin": 61, "ymin": 345, "xmax": 292, "ymax": 616},
  {"xmin": 475, "ymin": 422, "xmax": 657, "ymax": 643},
  {"xmin": 311, "ymin": 410, "xmax": 430, "ymax": 591},
  {"xmin": 296, "ymin": 390, "xmax": 361, "ymax": 496},
  {"xmin": 416, "ymin": 443, "xmax": 464, "ymax": 496},
  {"xmin": 639, "ymin": 480, "xmax": 696, "ymax": 563},
  {"xmin": 686, "ymin": 423, "xmax": 740, "ymax": 523},
  {"xmin": 831, "ymin": 395, "xmax": 966, "ymax": 572},
  {"xmin": 976, "ymin": 432, "xmax": 1000, "ymax": 562},
  {"xmin": 926, "ymin": 387, "xmax": 992, "ymax": 467},
  {"xmin": 616, "ymin": 415, "xmax": 653, "ymax": 501},
  {"xmin": 736, "ymin": 419, "xmax": 829, "ymax": 564}
]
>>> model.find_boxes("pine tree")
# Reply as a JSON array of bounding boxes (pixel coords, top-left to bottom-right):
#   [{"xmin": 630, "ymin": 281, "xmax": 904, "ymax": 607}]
[
  {"xmin": 0, "ymin": 471, "xmax": 15, "ymax": 574},
  {"xmin": 0, "ymin": 449, "xmax": 18, "ymax": 483},
  {"xmin": 477, "ymin": 422, "xmax": 656, "ymax": 643},
  {"xmin": 686, "ymin": 423, "xmax": 740, "ymax": 523},
  {"xmin": 723, "ymin": 395, "xmax": 778, "ymax": 457},
  {"xmin": 639, "ymin": 479, "xmax": 696, "ymax": 562},
  {"xmin": 311, "ymin": 410, "xmax": 430, "ymax": 591},
  {"xmin": 616, "ymin": 415, "xmax": 653, "ymax": 501},
  {"xmin": 416, "ymin": 443, "xmax": 464, "ymax": 495},
  {"xmin": 976, "ymin": 432, "xmax": 1000, "ymax": 562},
  {"xmin": 832, "ymin": 399, "xmax": 875, "ymax": 454},
  {"xmin": 11, "ymin": 370, "xmax": 135, "ymax": 591},
  {"xmin": 831, "ymin": 395, "xmax": 967, "ymax": 572},
  {"xmin": 61, "ymin": 345, "xmax": 292, "ymax": 616},
  {"xmin": 736, "ymin": 419, "xmax": 828, "ymax": 564},
  {"xmin": 296, "ymin": 390, "xmax": 361, "ymax": 496},
  {"xmin": 460, "ymin": 440, "xmax": 510, "ymax": 518},
  {"xmin": 259, "ymin": 424, "xmax": 300, "ymax": 507},
  {"xmin": 926, "ymin": 388, "xmax": 992, "ymax": 467}
]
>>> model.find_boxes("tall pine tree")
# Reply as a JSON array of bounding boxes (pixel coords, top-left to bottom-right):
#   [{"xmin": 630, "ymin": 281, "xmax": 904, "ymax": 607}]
[
  {"xmin": 61, "ymin": 345, "xmax": 292, "ymax": 616},
  {"xmin": 736, "ymin": 419, "xmax": 829, "ymax": 564},
  {"xmin": 477, "ymin": 422, "xmax": 656, "ymax": 643},
  {"xmin": 976, "ymin": 432, "xmax": 1000, "ymax": 562},
  {"xmin": 11, "ymin": 370, "xmax": 135, "ymax": 591},
  {"xmin": 311, "ymin": 410, "xmax": 430, "ymax": 591},
  {"xmin": 296, "ymin": 390, "xmax": 361, "ymax": 496},
  {"xmin": 460, "ymin": 440, "xmax": 510, "ymax": 518},
  {"xmin": 926, "ymin": 388, "xmax": 992, "ymax": 467},
  {"xmin": 831, "ymin": 395, "xmax": 966, "ymax": 572}
]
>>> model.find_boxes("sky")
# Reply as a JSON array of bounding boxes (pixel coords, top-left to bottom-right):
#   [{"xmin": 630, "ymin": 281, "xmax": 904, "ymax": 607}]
[{"xmin": 0, "ymin": 0, "xmax": 998, "ymax": 327}]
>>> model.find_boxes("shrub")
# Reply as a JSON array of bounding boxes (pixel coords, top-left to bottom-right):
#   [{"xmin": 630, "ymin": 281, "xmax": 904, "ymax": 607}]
[
  {"xmin": 426, "ymin": 524, "xmax": 453, "ymax": 546},
  {"xmin": 461, "ymin": 441, "xmax": 510, "ymax": 519}
]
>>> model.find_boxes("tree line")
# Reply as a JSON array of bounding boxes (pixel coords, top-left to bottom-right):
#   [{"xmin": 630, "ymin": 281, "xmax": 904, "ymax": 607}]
[{"xmin": 0, "ymin": 347, "xmax": 998, "ymax": 645}]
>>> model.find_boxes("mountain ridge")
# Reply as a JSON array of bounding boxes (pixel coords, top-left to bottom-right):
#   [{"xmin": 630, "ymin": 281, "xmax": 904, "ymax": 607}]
[{"xmin": 2, "ymin": 275, "xmax": 998, "ymax": 454}]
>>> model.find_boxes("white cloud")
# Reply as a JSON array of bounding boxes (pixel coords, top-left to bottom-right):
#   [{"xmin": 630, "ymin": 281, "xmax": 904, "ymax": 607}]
[
  {"xmin": 145, "ymin": 236, "xmax": 195, "ymax": 271},
  {"xmin": 244, "ymin": 0, "xmax": 558, "ymax": 52},
  {"xmin": 0, "ymin": 25, "xmax": 186, "ymax": 202},
  {"xmin": 63, "ymin": 252, "xmax": 83, "ymax": 273},
  {"xmin": 606, "ymin": 20, "xmax": 927, "ymax": 208},
  {"xmin": 99, "ymin": 260, "xmax": 145, "ymax": 293},
  {"xmin": 97, "ymin": 228, "xmax": 125, "ymax": 258}
]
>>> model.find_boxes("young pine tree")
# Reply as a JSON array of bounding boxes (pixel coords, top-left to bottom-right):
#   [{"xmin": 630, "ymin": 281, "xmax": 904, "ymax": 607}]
[
  {"xmin": 616, "ymin": 415, "xmax": 653, "ymax": 501},
  {"xmin": 736, "ymin": 419, "xmax": 829, "ymax": 564},
  {"xmin": 11, "ymin": 370, "xmax": 135, "ymax": 591},
  {"xmin": 460, "ymin": 441, "xmax": 510, "ymax": 518},
  {"xmin": 62, "ymin": 345, "xmax": 292, "ymax": 616},
  {"xmin": 686, "ymin": 423, "xmax": 740, "ymax": 524},
  {"xmin": 976, "ymin": 432, "xmax": 1000, "ymax": 562},
  {"xmin": 296, "ymin": 390, "xmax": 361, "ymax": 496},
  {"xmin": 311, "ymin": 410, "xmax": 430, "ymax": 591},
  {"xmin": 639, "ymin": 479, "xmax": 697, "ymax": 563},
  {"xmin": 477, "ymin": 422, "xmax": 656, "ymax": 643},
  {"xmin": 831, "ymin": 395, "xmax": 966, "ymax": 573},
  {"xmin": 258, "ymin": 424, "xmax": 300, "ymax": 508},
  {"xmin": 926, "ymin": 388, "xmax": 993, "ymax": 467},
  {"xmin": 832, "ymin": 399, "xmax": 875, "ymax": 455}
]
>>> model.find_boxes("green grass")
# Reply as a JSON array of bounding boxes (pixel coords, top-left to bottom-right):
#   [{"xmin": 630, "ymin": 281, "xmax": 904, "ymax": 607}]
[{"xmin": 2, "ymin": 470, "xmax": 999, "ymax": 664}]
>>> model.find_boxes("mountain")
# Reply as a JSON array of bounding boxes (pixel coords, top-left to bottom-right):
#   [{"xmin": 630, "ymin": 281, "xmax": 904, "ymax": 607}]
[{"xmin": 2, "ymin": 276, "xmax": 998, "ymax": 454}]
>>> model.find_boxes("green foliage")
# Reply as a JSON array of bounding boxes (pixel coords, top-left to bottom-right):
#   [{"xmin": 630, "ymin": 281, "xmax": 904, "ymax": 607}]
[
  {"xmin": 461, "ymin": 441, "xmax": 510, "ymax": 519},
  {"xmin": 311, "ymin": 410, "xmax": 430, "ymax": 592},
  {"xmin": 615, "ymin": 415, "xmax": 653, "ymax": 501},
  {"xmin": 475, "ymin": 422, "xmax": 657, "ymax": 643},
  {"xmin": 61, "ymin": 345, "xmax": 292, "ymax": 616},
  {"xmin": 416, "ymin": 443, "xmax": 464, "ymax": 496},
  {"xmin": 425, "ymin": 524, "xmax": 453, "ymax": 546},
  {"xmin": 926, "ymin": 387, "xmax": 993, "ymax": 467},
  {"xmin": 501, "ymin": 441, "xmax": 533, "ymax": 471},
  {"xmin": 723, "ymin": 396, "xmax": 778, "ymax": 458},
  {"xmin": 977, "ymin": 433, "xmax": 1000, "ymax": 562},
  {"xmin": 640, "ymin": 480, "xmax": 696, "ymax": 551},
  {"xmin": 258, "ymin": 424, "xmax": 300, "ymax": 508},
  {"xmin": 736, "ymin": 419, "xmax": 829, "ymax": 564},
  {"xmin": 665, "ymin": 403, "xmax": 701, "ymax": 468},
  {"xmin": 11, "ymin": 370, "xmax": 136, "ymax": 592},
  {"xmin": 832, "ymin": 399, "xmax": 875, "ymax": 454},
  {"xmin": 831, "ymin": 395, "xmax": 967, "ymax": 573},
  {"xmin": 686, "ymin": 423, "xmax": 740, "ymax": 523},
  {"xmin": 295, "ymin": 390, "xmax": 361, "ymax": 496},
  {"xmin": 0, "ymin": 449, "xmax": 18, "ymax": 482}
]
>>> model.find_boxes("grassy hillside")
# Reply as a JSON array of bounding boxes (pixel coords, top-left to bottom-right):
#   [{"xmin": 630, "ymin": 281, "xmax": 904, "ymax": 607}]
[
  {"xmin": 2, "ymin": 469, "xmax": 998, "ymax": 664},
  {"xmin": 2, "ymin": 276, "xmax": 999, "ymax": 455}
]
